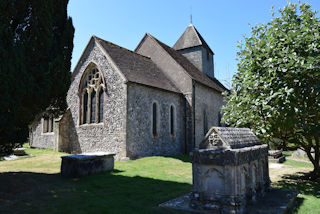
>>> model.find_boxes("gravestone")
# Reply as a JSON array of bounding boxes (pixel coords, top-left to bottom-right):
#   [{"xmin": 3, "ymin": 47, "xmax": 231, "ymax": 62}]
[
  {"xmin": 292, "ymin": 148, "xmax": 315, "ymax": 159},
  {"xmin": 190, "ymin": 127, "xmax": 270, "ymax": 214}
]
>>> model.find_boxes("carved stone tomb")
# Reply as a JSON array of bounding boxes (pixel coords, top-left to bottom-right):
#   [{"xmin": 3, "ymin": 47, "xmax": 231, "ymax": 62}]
[{"xmin": 190, "ymin": 127, "xmax": 270, "ymax": 213}]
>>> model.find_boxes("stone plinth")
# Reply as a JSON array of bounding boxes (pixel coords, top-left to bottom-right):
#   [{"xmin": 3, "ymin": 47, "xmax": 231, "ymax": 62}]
[
  {"xmin": 190, "ymin": 127, "xmax": 270, "ymax": 214},
  {"xmin": 268, "ymin": 150, "xmax": 286, "ymax": 163},
  {"xmin": 61, "ymin": 152, "xmax": 115, "ymax": 177},
  {"xmin": 13, "ymin": 148, "xmax": 27, "ymax": 156}
]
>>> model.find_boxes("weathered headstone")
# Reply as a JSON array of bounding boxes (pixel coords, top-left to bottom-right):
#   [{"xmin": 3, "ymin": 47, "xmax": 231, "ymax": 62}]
[
  {"xmin": 61, "ymin": 152, "xmax": 115, "ymax": 177},
  {"xmin": 292, "ymin": 148, "xmax": 315, "ymax": 159},
  {"xmin": 191, "ymin": 127, "xmax": 270, "ymax": 214}
]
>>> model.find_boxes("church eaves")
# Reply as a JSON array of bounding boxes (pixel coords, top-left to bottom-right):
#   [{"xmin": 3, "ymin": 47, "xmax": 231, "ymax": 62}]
[{"xmin": 173, "ymin": 24, "xmax": 214, "ymax": 55}]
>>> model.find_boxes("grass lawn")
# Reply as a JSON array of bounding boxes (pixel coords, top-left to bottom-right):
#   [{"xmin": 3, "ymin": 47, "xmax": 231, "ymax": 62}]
[{"xmin": 0, "ymin": 146, "xmax": 319, "ymax": 214}]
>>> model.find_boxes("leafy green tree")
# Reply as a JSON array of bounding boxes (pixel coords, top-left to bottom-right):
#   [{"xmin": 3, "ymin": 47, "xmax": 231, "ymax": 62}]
[
  {"xmin": 0, "ymin": 0, "xmax": 74, "ymax": 155},
  {"xmin": 222, "ymin": 2, "xmax": 320, "ymax": 179}
]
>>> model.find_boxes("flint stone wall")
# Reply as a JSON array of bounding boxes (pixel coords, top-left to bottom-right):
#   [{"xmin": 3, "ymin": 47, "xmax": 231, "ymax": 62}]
[
  {"xmin": 126, "ymin": 83, "xmax": 185, "ymax": 158},
  {"xmin": 191, "ymin": 127, "xmax": 270, "ymax": 214},
  {"xmin": 30, "ymin": 117, "xmax": 57, "ymax": 150},
  {"xmin": 135, "ymin": 35, "xmax": 194, "ymax": 153},
  {"xmin": 67, "ymin": 39, "xmax": 127, "ymax": 160},
  {"xmin": 194, "ymin": 83, "xmax": 224, "ymax": 148}
]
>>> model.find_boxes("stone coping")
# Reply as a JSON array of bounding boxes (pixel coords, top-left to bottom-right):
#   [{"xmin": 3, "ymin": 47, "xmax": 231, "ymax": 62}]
[
  {"xmin": 202, "ymin": 127, "xmax": 262, "ymax": 150},
  {"xmin": 192, "ymin": 144, "xmax": 268, "ymax": 165},
  {"xmin": 61, "ymin": 152, "xmax": 116, "ymax": 160}
]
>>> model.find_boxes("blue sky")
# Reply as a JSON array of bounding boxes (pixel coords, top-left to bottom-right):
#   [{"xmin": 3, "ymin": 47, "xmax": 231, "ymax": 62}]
[{"xmin": 68, "ymin": 0, "xmax": 320, "ymax": 88}]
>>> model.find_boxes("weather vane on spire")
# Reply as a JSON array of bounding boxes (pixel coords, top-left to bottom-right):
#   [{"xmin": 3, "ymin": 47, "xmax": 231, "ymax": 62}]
[{"xmin": 190, "ymin": 6, "xmax": 193, "ymax": 25}]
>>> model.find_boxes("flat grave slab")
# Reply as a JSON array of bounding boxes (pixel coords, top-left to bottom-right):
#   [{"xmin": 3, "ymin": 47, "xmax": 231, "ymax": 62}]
[
  {"xmin": 268, "ymin": 150, "xmax": 286, "ymax": 163},
  {"xmin": 61, "ymin": 152, "xmax": 115, "ymax": 177}
]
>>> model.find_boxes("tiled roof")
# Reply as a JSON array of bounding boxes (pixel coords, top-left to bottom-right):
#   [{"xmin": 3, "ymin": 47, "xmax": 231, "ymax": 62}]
[
  {"xmin": 95, "ymin": 36, "xmax": 180, "ymax": 93},
  {"xmin": 148, "ymin": 34, "xmax": 227, "ymax": 93},
  {"xmin": 173, "ymin": 24, "xmax": 214, "ymax": 54}
]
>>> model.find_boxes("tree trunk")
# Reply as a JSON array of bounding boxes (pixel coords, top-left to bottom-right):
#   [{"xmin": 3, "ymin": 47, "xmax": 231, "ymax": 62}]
[
  {"xmin": 304, "ymin": 139, "xmax": 320, "ymax": 180},
  {"xmin": 310, "ymin": 138, "xmax": 320, "ymax": 180}
]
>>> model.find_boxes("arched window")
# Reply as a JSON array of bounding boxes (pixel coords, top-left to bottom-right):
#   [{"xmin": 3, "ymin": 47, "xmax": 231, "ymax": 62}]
[
  {"xmin": 80, "ymin": 67, "xmax": 104, "ymax": 124},
  {"xmin": 170, "ymin": 105, "xmax": 175, "ymax": 136},
  {"xmin": 98, "ymin": 89, "xmax": 104, "ymax": 123},
  {"xmin": 90, "ymin": 90, "xmax": 96, "ymax": 123},
  {"xmin": 152, "ymin": 102, "xmax": 158, "ymax": 137},
  {"xmin": 83, "ymin": 91, "xmax": 88, "ymax": 124}
]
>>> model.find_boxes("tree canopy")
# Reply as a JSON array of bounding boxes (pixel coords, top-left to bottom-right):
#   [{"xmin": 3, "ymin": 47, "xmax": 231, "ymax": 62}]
[
  {"xmin": 0, "ymin": 0, "xmax": 74, "ymax": 155},
  {"xmin": 222, "ymin": 2, "xmax": 320, "ymax": 179}
]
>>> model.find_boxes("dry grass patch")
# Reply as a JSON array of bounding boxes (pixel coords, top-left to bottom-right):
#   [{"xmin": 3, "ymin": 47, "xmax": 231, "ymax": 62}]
[{"xmin": 269, "ymin": 164, "xmax": 311, "ymax": 183}]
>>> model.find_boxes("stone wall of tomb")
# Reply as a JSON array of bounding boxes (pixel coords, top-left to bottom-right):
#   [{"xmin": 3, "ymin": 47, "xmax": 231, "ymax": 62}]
[{"xmin": 191, "ymin": 146, "xmax": 269, "ymax": 213}]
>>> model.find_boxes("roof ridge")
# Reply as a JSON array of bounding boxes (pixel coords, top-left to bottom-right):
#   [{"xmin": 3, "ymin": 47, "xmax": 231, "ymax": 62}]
[
  {"xmin": 147, "ymin": 34, "xmax": 200, "ymax": 71},
  {"xmin": 172, "ymin": 25, "xmax": 214, "ymax": 54},
  {"xmin": 93, "ymin": 35, "xmax": 151, "ymax": 60},
  {"xmin": 190, "ymin": 26, "xmax": 214, "ymax": 54},
  {"xmin": 189, "ymin": 25, "xmax": 203, "ymax": 46},
  {"xmin": 145, "ymin": 34, "xmax": 226, "ymax": 93},
  {"xmin": 146, "ymin": 33, "xmax": 194, "ymax": 79}
]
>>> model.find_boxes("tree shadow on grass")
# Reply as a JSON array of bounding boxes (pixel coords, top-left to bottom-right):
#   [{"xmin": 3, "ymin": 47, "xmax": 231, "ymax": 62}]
[
  {"xmin": 0, "ymin": 171, "xmax": 191, "ymax": 214},
  {"xmin": 273, "ymin": 172, "xmax": 320, "ymax": 214},
  {"xmin": 169, "ymin": 154, "xmax": 190, "ymax": 163}
]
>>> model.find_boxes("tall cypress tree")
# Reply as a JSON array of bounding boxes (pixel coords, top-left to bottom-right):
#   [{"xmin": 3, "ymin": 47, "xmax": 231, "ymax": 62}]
[{"xmin": 0, "ymin": 0, "xmax": 74, "ymax": 155}]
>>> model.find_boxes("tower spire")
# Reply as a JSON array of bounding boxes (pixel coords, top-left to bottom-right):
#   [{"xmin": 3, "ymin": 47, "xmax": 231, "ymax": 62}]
[{"xmin": 190, "ymin": 14, "xmax": 192, "ymax": 25}]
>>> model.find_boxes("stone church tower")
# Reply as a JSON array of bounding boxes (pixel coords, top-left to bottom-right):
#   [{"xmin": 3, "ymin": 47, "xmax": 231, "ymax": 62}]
[{"xmin": 173, "ymin": 24, "xmax": 214, "ymax": 79}]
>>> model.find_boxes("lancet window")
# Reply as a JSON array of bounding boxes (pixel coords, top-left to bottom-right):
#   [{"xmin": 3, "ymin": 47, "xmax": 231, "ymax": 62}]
[{"xmin": 43, "ymin": 115, "xmax": 54, "ymax": 133}]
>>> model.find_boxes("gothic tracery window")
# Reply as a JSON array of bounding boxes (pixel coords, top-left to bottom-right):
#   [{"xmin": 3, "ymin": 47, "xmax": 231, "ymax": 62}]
[{"xmin": 80, "ymin": 68, "xmax": 105, "ymax": 125}]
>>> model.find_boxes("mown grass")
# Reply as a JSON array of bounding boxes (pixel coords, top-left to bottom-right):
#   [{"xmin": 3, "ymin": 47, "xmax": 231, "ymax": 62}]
[
  {"xmin": 0, "ymin": 146, "xmax": 319, "ymax": 214},
  {"xmin": 0, "ymin": 146, "xmax": 191, "ymax": 214}
]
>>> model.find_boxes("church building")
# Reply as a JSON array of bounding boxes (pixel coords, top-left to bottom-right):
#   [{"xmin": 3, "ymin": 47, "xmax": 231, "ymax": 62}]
[{"xmin": 29, "ymin": 24, "xmax": 227, "ymax": 160}]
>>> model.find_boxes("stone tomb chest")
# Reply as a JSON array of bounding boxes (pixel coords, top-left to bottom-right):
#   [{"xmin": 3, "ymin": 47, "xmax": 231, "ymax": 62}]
[
  {"xmin": 190, "ymin": 127, "xmax": 270, "ymax": 213},
  {"xmin": 61, "ymin": 152, "xmax": 115, "ymax": 177}
]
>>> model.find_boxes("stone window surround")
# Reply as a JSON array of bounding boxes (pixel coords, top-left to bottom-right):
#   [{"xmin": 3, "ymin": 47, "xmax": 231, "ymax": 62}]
[
  {"xmin": 79, "ymin": 64, "xmax": 106, "ymax": 126},
  {"xmin": 169, "ymin": 104, "xmax": 176, "ymax": 138},
  {"xmin": 42, "ymin": 116, "xmax": 54, "ymax": 135},
  {"xmin": 151, "ymin": 101, "xmax": 160, "ymax": 138}
]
